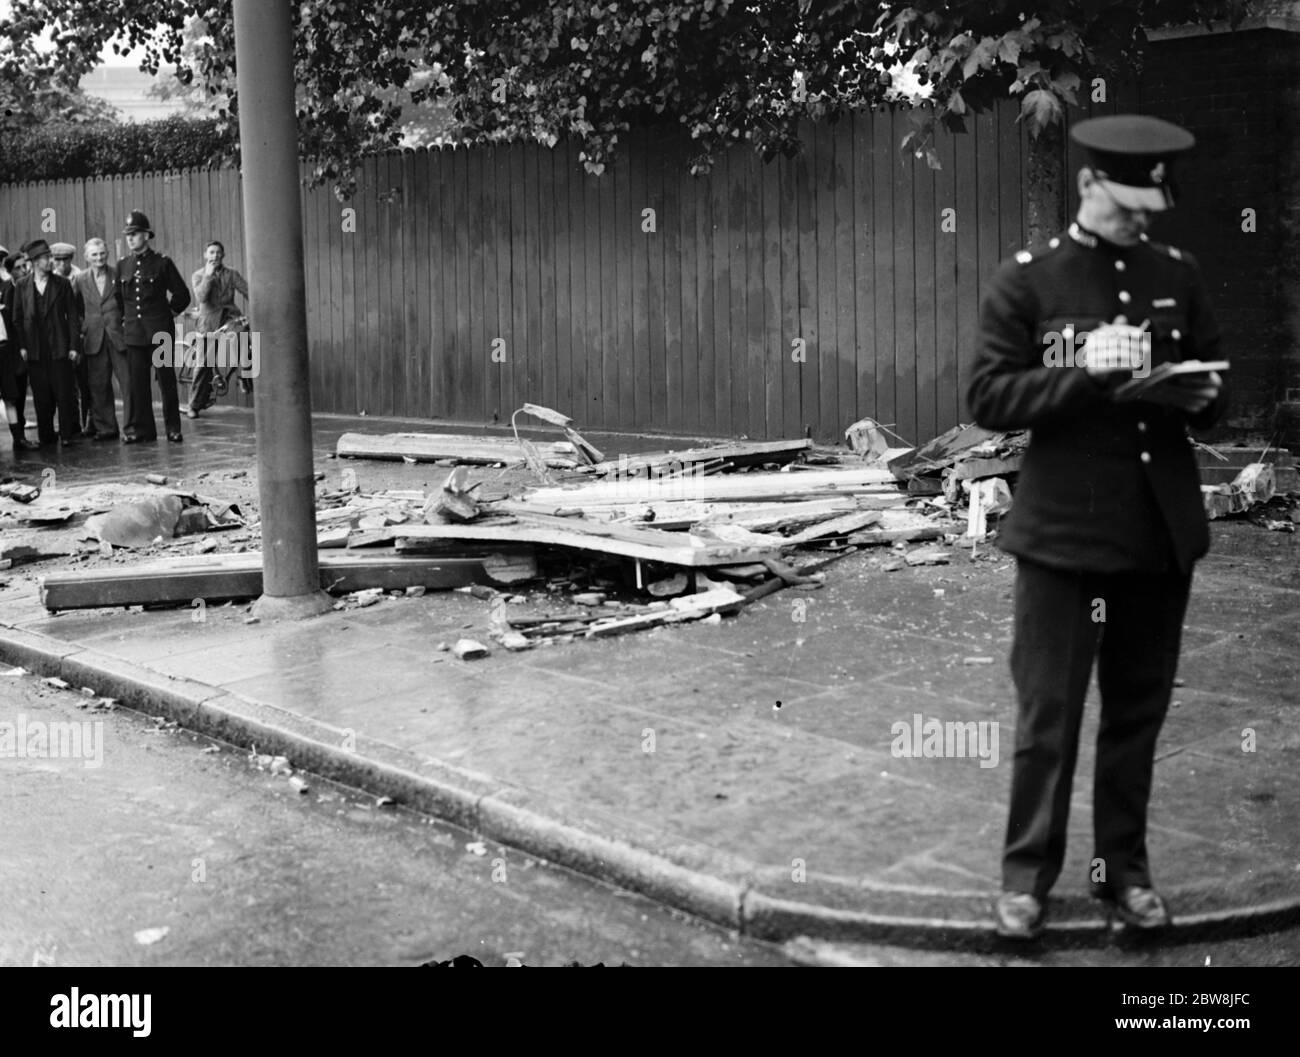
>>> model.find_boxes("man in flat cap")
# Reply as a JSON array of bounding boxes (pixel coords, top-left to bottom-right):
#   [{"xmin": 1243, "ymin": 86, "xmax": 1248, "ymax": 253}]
[
  {"xmin": 12, "ymin": 239, "xmax": 82, "ymax": 447},
  {"xmin": 967, "ymin": 115, "xmax": 1226, "ymax": 940},
  {"xmin": 50, "ymin": 243, "xmax": 79, "ymax": 279},
  {"xmin": 50, "ymin": 242, "xmax": 92, "ymax": 434},
  {"xmin": 116, "ymin": 210, "xmax": 191, "ymax": 443}
]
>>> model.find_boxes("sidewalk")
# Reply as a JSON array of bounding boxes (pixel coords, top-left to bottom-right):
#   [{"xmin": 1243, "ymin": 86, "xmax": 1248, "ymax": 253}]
[{"xmin": 2, "ymin": 405, "xmax": 1298, "ymax": 949}]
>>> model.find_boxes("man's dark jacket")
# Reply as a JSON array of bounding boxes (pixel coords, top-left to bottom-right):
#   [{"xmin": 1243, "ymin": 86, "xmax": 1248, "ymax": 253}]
[
  {"xmin": 966, "ymin": 224, "xmax": 1227, "ymax": 575},
  {"xmin": 13, "ymin": 272, "xmax": 81, "ymax": 362},
  {"xmin": 116, "ymin": 246, "xmax": 191, "ymax": 346}
]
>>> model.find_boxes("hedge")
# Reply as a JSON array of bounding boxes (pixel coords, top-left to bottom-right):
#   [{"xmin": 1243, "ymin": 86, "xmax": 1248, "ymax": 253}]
[{"xmin": 0, "ymin": 116, "xmax": 235, "ymax": 184}]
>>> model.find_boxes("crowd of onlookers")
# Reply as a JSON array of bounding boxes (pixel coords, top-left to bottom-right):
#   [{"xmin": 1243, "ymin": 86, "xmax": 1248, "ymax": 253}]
[{"xmin": 0, "ymin": 209, "xmax": 247, "ymax": 454}]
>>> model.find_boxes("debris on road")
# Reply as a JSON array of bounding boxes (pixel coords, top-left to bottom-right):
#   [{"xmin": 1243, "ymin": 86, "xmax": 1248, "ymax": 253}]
[{"xmin": 133, "ymin": 926, "xmax": 170, "ymax": 946}]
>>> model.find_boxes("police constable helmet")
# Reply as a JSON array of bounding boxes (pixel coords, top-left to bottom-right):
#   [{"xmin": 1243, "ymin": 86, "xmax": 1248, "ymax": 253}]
[
  {"xmin": 1070, "ymin": 115, "xmax": 1195, "ymax": 213},
  {"xmin": 122, "ymin": 210, "xmax": 154, "ymax": 237}
]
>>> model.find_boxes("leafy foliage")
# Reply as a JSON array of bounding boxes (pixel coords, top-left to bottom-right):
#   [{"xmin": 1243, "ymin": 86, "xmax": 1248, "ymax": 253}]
[
  {"xmin": 0, "ymin": 115, "xmax": 231, "ymax": 183},
  {"xmin": 0, "ymin": 0, "xmax": 1256, "ymax": 194},
  {"xmin": 0, "ymin": 77, "xmax": 119, "ymax": 135}
]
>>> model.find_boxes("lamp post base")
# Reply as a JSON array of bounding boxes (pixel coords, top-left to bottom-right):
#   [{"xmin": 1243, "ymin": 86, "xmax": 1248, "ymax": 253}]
[{"xmin": 251, "ymin": 590, "xmax": 334, "ymax": 622}]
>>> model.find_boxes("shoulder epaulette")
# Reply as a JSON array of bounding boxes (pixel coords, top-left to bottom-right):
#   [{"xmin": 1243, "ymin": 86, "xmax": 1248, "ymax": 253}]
[
  {"xmin": 1013, "ymin": 235, "xmax": 1066, "ymax": 267},
  {"xmin": 1139, "ymin": 234, "xmax": 1187, "ymax": 262}
]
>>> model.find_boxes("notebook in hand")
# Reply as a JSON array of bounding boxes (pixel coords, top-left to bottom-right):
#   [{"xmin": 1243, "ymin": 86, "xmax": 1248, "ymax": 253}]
[{"xmin": 1113, "ymin": 360, "xmax": 1230, "ymax": 401}]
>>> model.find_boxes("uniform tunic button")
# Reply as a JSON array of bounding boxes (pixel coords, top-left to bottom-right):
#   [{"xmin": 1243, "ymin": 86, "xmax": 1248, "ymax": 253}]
[
  {"xmin": 1140, "ymin": 451, "xmax": 1152, "ymax": 464},
  {"xmin": 1118, "ymin": 290, "xmax": 1132, "ymax": 304},
  {"xmin": 1137, "ymin": 421, "xmax": 1148, "ymax": 432},
  {"xmin": 1172, "ymin": 328, "xmax": 1181, "ymax": 340},
  {"xmin": 1115, "ymin": 259, "xmax": 1126, "ymax": 271}
]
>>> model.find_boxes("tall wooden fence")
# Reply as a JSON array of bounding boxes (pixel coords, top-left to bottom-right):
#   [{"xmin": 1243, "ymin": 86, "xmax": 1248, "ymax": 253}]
[{"xmin": 0, "ymin": 100, "xmax": 1035, "ymax": 443}]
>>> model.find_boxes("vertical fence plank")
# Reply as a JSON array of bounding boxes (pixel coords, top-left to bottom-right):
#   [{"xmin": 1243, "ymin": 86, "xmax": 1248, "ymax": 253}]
[
  {"xmin": 676, "ymin": 145, "xmax": 700, "ymax": 435},
  {"xmin": 567, "ymin": 147, "xmax": 592, "ymax": 428},
  {"xmin": 710, "ymin": 148, "xmax": 733, "ymax": 436},
  {"xmin": 891, "ymin": 111, "xmax": 918, "ymax": 447},
  {"xmin": 871, "ymin": 110, "xmax": 898, "ymax": 439},
  {"xmin": 934, "ymin": 120, "xmax": 960, "ymax": 434},
  {"xmin": 851, "ymin": 112, "xmax": 877, "ymax": 438},
  {"xmin": 833, "ymin": 116, "xmax": 858, "ymax": 441},
  {"xmin": 913, "ymin": 125, "xmax": 938, "ymax": 445},
  {"xmin": 727, "ymin": 142, "xmax": 749, "ymax": 436},
  {"xmin": 953, "ymin": 112, "xmax": 981, "ymax": 423},
  {"xmin": 492, "ymin": 145, "xmax": 513, "ymax": 422},
  {"xmin": 694, "ymin": 163, "xmax": 716, "ymax": 436},
  {"xmin": 815, "ymin": 121, "xmax": 838, "ymax": 444},
  {"xmin": 645, "ymin": 130, "xmax": 668, "ymax": 433}
]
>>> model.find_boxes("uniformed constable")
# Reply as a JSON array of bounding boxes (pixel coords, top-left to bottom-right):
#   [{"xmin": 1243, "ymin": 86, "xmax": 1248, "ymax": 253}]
[
  {"xmin": 966, "ymin": 115, "xmax": 1227, "ymax": 940},
  {"xmin": 116, "ymin": 211, "xmax": 191, "ymax": 443}
]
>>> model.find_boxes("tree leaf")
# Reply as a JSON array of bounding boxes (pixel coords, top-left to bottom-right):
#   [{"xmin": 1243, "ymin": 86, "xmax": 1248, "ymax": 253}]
[{"xmin": 1018, "ymin": 88, "xmax": 1062, "ymax": 135}]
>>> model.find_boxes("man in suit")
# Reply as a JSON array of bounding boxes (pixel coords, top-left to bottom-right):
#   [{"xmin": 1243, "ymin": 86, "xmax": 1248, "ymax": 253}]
[
  {"xmin": 966, "ymin": 115, "xmax": 1226, "ymax": 940},
  {"xmin": 13, "ymin": 239, "xmax": 82, "ymax": 447},
  {"xmin": 116, "ymin": 210, "xmax": 191, "ymax": 443},
  {"xmin": 52, "ymin": 242, "xmax": 92, "ymax": 433},
  {"xmin": 73, "ymin": 237, "xmax": 128, "ymax": 441}
]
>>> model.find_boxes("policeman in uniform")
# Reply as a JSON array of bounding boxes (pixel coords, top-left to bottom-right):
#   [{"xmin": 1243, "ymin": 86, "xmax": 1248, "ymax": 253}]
[
  {"xmin": 116, "ymin": 211, "xmax": 191, "ymax": 443},
  {"xmin": 966, "ymin": 115, "xmax": 1227, "ymax": 939}
]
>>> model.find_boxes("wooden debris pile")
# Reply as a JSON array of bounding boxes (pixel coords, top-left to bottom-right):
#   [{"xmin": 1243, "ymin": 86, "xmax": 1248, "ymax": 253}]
[{"xmin": 1202, "ymin": 461, "xmax": 1300, "ymax": 529}]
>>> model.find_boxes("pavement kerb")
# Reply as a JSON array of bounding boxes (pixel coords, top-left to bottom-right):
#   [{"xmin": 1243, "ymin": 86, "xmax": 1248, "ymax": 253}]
[{"xmin": 4, "ymin": 619, "xmax": 1299, "ymax": 951}]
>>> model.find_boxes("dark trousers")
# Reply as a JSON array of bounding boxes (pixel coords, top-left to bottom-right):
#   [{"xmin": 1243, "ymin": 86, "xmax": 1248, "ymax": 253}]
[
  {"xmin": 85, "ymin": 348, "xmax": 127, "ymax": 436},
  {"xmin": 125, "ymin": 344, "xmax": 181, "ymax": 439},
  {"xmin": 189, "ymin": 363, "xmax": 215, "ymax": 412},
  {"xmin": 26, "ymin": 357, "xmax": 79, "ymax": 444},
  {"xmin": 1002, "ymin": 557, "xmax": 1192, "ymax": 899}
]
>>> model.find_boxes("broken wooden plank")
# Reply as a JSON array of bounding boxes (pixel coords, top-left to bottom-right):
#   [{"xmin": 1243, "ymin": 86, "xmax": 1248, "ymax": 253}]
[
  {"xmin": 779, "ymin": 510, "xmax": 882, "ymax": 546},
  {"xmin": 954, "ymin": 454, "xmax": 1023, "ymax": 481},
  {"xmin": 846, "ymin": 525, "xmax": 946, "ymax": 546},
  {"xmin": 40, "ymin": 553, "xmax": 527, "ymax": 611},
  {"xmin": 337, "ymin": 432, "xmax": 580, "ymax": 467},
  {"xmin": 589, "ymin": 438, "xmax": 812, "ymax": 476},
  {"xmin": 316, "ymin": 526, "xmax": 351, "ymax": 549},
  {"xmin": 392, "ymin": 520, "xmax": 778, "ymax": 567},
  {"xmin": 525, "ymin": 467, "xmax": 901, "ymax": 508},
  {"xmin": 585, "ymin": 588, "xmax": 746, "ymax": 637}
]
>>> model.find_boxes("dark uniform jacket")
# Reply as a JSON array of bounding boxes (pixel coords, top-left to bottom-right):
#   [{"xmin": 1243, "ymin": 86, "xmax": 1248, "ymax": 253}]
[
  {"xmin": 116, "ymin": 246, "xmax": 191, "ymax": 346},
  {"xmin": 13, "ymin": 272, "xmax": 81, "ymax": 363},
  {"xmin": 966, "ymin": 223, "xmax": 1227, "ymax": 574}
]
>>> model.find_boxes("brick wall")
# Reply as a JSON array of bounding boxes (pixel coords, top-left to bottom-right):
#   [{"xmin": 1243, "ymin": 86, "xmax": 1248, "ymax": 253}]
[{"xmin": 1137, "ymin": 27, "xmax": 1300, "ymax": 445}]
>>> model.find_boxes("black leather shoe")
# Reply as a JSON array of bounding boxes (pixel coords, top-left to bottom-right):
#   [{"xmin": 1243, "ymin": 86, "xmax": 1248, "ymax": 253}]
[
  {"xmin": 92, "ymin": 431, "xmax": 119, "ymax": 442},
  {"xmin": 11, "ymin": 437, "xmax": 39, "ymax": 451},
  {"xmin": 60, "ymin": 434, "xmax": 84, "ymax": 446},
  {"xmin": 167, "ymin": 431, "xmax": 183, "ymax": 443},
  {"xmin": 1095, "ymin": 885, "xmax": 1171, "ymax": 929},
  {"xmin": 994, "ymin": 892, "xmax": 1046, "ymax": 940},
  {"xmin": 122, "ymin": 434, "xmax": 157, "ymax": 445}
]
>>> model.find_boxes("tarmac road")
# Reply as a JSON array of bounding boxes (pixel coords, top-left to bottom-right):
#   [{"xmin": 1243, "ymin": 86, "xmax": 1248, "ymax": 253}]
[
  {"xmin": 0, "ymin": 669, "xmax": 790, "ymax": 968},
  {"xmin": 4, "ymin": 666, "xmax": 1299, "ymax": 968}
]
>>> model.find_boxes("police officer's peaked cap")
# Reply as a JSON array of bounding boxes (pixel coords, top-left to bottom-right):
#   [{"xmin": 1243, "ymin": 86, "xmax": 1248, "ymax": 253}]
[
  {"xmin": 1070, "ymin": 115, "xmax": 1195, "ymax": 212},
  {"xmin": 50, "ymin": 242, "xmax": 75, "ymax": 259},
  {"xmin": 122, "ymin": 210, "xmax": 154, "ymax": 237}
]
